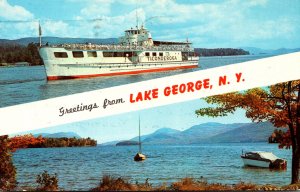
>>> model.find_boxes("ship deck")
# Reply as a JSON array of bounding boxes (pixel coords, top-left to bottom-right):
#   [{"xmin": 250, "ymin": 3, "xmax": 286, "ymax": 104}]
[{"xmin": 43, "ymin": 44, "xmax": 194, "ymax": 52}]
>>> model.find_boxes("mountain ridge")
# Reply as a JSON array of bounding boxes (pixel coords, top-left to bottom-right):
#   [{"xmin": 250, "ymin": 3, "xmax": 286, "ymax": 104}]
[
  {"xmin": 111, "ymin": 122, "xmax": 276, "ymax": 146},
  {"xmin": 33, "ymin": 132, "xmax": 81, "ymax": 138},
  {"xmin": 0, "ymin": 37, "xmax": 118, "ymax": 46},
  {"xmin": 240, "ymin": 47, "xmax": 300, "ymax": 55}
]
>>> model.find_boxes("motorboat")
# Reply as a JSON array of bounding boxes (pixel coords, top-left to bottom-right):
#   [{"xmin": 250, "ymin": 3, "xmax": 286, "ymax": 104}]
[{"xmin": 241, "ymin": 151, "xmax": 287, "ymax": 169}]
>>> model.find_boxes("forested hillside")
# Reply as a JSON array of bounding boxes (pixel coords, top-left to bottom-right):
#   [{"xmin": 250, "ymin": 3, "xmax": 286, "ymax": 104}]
[
  {"xmin": 0, "ymin": 43, "xmax": 42, "ymax": 65},
  {"xmin": 195, "ymin": 48, "xmax": 249, "ymax": 56}
]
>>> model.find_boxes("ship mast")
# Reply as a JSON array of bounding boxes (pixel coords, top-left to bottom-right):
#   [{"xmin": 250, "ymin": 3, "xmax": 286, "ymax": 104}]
[{"xmin": 38, "ymin": 20, "xmax": 42, "ymax": 47}]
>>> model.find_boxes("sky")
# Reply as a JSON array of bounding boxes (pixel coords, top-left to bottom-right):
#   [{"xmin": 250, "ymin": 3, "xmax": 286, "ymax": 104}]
[{"xmin": 0, "ymin": 0, "xmax": 300, "ymax": 49}]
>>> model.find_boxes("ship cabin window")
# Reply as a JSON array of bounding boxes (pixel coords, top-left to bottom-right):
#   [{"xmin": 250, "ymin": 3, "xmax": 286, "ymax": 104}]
[
  {"xmin": 103, "ymin": 52, "xmax": 135, "ymax": 57},
  {"xmin": 87, "ymin": 51, "xmax": 97, "ymax": 57},
  {"xmin": 113, "ymin": 52, "xmax": 121, "ymax": 57},
  {"xmin": 159, "ymin": 52, "xmax": 163, "ymax": 56},
  {"xmin": 245, "ymin": 153, "xmax": 260, "ymax": 159},
  {"xmin": 103, "ymin": 52, "xmax": 114, "ymax": 57},
  {"xmin": 145, "ymin": 52, "xmax": 150, "ymax": 56},
  {"xmin": 152, "ymin": 52, "xmax": 157, "ymax": 56},
  {"xmin": 54, "ymin": 52, "xmax": 68, "ymax": 58},
  {"xmin": 72, "ymin": 51, "xmax": 84, "ymax": 58}
]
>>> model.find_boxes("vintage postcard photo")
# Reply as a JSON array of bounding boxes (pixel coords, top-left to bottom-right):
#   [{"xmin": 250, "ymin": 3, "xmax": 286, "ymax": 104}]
[{"xmin": 0, "ymin": 0, "xmax": 300, "ymax": 191}]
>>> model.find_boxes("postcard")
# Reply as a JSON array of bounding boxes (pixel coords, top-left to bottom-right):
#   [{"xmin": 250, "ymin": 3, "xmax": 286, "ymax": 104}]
[{"xmin": 0, "ymin": 0, "xmax": 299, "ymax": 191}]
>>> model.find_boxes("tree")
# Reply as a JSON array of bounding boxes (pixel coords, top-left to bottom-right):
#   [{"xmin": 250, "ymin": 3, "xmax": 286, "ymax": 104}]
[
  {"xmin": 195, "ymin": 80, "xmax": 300, "ymax": 184},
  {"xmin": 27, "ymin": 43, "xmax": 42, "ymax": 65},
  {"xmin": 10, "ymin": 134, "xmax": 45, "ymax": 149},
  {"xmin": 0, "ymin": 135, "xmax": 16, "ymax": 190}
]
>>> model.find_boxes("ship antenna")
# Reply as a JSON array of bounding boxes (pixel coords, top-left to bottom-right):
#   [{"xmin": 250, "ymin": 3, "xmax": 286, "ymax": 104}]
[{"xmin": 136, "ymin": 1, "xmax": 139, "ymax": 29}]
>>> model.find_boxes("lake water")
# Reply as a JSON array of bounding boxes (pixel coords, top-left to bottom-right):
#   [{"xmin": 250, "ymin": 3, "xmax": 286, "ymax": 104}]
[
  {"xmin": 13, "ymin": 143, "xmax": 291, "ymax": 190},
  {"xmin": 0, "ymin": 54, "xmax": 274, "ymax": 108}
]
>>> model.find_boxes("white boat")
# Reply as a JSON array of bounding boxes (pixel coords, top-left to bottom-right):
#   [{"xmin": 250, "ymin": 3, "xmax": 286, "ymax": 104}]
[
  {"xmin": 241, "ymin": 151, "xmax": 287, "ymax": 169},
  {"xmin": 39, "ymin": 25, "xmax": 199, "ymax": 80}
]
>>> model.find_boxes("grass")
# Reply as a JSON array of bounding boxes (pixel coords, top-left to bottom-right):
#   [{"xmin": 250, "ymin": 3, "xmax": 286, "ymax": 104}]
[
  {"xmin": 15, "ymin": 173, "xmax": 300, "ymax": 191},
  {"xmin": 90, "ymin": 175, "xmax": 300, "ymax": 191}
]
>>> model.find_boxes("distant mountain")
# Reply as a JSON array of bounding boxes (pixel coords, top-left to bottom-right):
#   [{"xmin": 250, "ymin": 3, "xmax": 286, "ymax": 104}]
[
  {"xmin": 112, "ymin": 122, "xmax": 277, "ymax": 145},
  {"xmin": 180, "ymin": 122, "xmax": 247, "ymax": 143},
  {"xmin": 199, "ymin": 122, "xmax": 275, "ymax": 143},
  {"xmin": 241, "ymin": 47, "xmax": 300, "ymax": 55},
  {"xmin": 116, "ymin": 140, "xmax": 139, "ymax": 146},
  {"xmin": 33, "ymin": 132, "xmax": 81, "ymax": 138},
  {"xmin": 101, "ymin": 140, "xmax": 122, "ymax": 146},
  {"xmin": 130, "ymin": 127, "xmax": 182, "ymax": 145},
  {"xmin": 0, "ymin": 37, "xmax": 118, "ymax": 46}
]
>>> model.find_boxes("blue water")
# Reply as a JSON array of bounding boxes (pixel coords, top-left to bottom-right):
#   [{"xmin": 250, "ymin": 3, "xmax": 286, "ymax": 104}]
[
  {"xmin": 13, "ymin": 143, "xmax": 291, "ymax": 190},
  {"xmin": 0, "ymin": 54, "xmax": 274, "ymax": 108}
]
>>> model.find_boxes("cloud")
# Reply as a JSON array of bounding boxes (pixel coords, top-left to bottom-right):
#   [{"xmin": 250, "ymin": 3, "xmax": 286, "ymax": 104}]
[
  {"xmin": 80, "ymin": 0, "xmax": 114, "ymax": 17},
  {"xmin": 247, "ymin": 0, "xmax": 268, "ymax": 7},
  {"xmin": 0, "ymin": 0, "xmax": 33, "ymax": 20},
  {"xmin": 0, "ymin": 21, "xmax": 38, "ymax": 39},
  {"xmin": 135, "ymin": 0, "xmax": 298, "ymax": 48},
  {"xmin": 66, "ymin": 0, "xmax": 297, "ymax": 48},
  {"xmin": 42, "ymin": 20, "xmax": 70, "ymax": 37},
  {"xmin": 0, "ymin": 0, "xmax": 36, "ymax": 38},
  {"xmin": 1, "ymin": 0, "xmax": 299, "ymax": 48}
]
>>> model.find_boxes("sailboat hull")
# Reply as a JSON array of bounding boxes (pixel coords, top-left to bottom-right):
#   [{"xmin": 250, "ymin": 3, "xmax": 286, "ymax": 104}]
[{"xmin": 134, "ymin": 153, "xmax": 146, "ymax": 161}]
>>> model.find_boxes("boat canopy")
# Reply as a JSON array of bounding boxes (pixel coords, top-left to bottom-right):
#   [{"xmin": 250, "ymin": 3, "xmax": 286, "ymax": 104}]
[
  {"xmin": 245, "ymin": 151, "xmax": 280, "ymax": 161},
  {"xmin": 257, "ymin": 152, "xmax": 279, "ymax": 161}
]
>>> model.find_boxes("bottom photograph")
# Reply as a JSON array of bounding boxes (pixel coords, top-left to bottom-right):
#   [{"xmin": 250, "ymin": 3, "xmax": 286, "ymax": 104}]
[{"xmin": 1, "ymin": 80, "xmax": 300, "ymax": 191}]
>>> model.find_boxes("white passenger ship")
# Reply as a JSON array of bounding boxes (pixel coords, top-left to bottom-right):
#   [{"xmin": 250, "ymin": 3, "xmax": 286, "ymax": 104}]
[{"xmin": 39, "ymin": 25, "xmax": 199, "ymax": 80}]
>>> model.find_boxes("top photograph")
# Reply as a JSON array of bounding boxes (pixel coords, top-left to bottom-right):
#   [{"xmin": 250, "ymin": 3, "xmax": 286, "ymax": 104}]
[{"xmin": 0, "ymin": 0, "xmax": 299, "ymax": 107}]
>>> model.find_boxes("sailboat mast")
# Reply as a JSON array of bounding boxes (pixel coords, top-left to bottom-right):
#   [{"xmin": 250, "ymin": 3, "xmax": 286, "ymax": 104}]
[{"xmin": 139, "ymin": 116, "xmax": 141, "ymax": 153}]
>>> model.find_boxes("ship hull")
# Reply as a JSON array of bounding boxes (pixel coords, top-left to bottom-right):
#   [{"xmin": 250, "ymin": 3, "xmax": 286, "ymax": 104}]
[
  {"xmin": 241, "ymin": 158, "xmax": 270, "ymax": 168},
  {"xmin": 46, "ymin": 64, "xmax": 198, "ymax": 80},
  {"xmin": 40, "ymin": 47, "xmax": 199, "ymax": 81}
]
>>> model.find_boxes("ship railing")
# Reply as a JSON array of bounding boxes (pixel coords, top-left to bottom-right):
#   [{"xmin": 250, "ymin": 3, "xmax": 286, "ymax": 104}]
[{"xmin": 44, "ymin": 44, "xmax": 194, "ymax": 52}]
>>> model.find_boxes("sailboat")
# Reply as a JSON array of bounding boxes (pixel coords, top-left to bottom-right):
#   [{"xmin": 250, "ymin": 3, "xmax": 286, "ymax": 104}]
[{"xmin": 134, "ymin": 117, "xmax": 146, "ymax": 161}]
